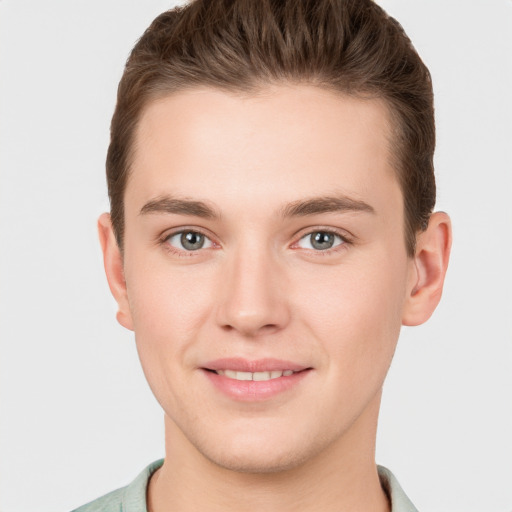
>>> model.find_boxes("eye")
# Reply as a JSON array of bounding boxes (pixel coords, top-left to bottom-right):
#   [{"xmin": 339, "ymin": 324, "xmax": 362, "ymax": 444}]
[
  {"xmin": 297, "ymin": 231, "xmax": 345, "ymax": 251},
  {"xmin": 166, "ymin": 230, "xmax": 213, "ymax": 251}
]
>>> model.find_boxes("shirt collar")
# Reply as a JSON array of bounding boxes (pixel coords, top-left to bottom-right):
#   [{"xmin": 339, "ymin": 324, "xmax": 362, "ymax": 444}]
[{"xmin": 378, "ymin": 465, "xmax": 419, "ymax": 512}]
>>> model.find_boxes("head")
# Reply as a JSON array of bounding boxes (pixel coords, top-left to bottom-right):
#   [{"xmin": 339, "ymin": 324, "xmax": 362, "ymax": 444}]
[
  {"xmin": 99, "ymin": 0, "xmax": 451, "ymax": 475},
  {"xmin": 107, "ymin": 0, "xmax": 436, "ymax": 257}
]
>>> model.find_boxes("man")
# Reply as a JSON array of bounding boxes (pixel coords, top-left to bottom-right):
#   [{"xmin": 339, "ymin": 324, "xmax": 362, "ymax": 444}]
[{"xmin": 74, "ymin": 0, "xmax": 451, "ymax": 510}]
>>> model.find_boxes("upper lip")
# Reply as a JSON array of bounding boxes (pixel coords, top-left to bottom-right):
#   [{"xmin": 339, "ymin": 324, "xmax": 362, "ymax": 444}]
[{"xmin": 202, "ymin": 358, "xmax": 310, "ymax": 373}]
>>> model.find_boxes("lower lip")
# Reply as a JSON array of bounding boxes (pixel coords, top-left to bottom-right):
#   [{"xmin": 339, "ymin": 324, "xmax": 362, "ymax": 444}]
[{"xmin": 202, "ymin": 369, "xmax": 311, "ymax": 401}]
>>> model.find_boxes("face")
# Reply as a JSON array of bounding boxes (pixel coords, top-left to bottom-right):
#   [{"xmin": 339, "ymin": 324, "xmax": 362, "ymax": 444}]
[{"xmin": 115, "ymin": 85, "xmax": 417, "ymax": 472}]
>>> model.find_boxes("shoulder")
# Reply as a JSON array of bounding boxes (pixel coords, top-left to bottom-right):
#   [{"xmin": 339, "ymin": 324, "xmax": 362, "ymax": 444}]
[
  {"xmin": 70, "ymin": 460, "xmax": 164, "ymax": 512},
  {"xmin": 71, "ymin": 487, "xmax": 125, "ymax": 512}
]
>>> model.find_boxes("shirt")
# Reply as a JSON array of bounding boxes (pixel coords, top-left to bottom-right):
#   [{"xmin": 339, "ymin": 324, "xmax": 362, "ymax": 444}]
[{"xmin": 71, "ymin": 460, "xmax": 418, "ymax": 512}]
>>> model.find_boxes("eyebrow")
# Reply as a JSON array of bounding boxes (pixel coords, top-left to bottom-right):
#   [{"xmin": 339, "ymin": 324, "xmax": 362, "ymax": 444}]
[
  {"xmin": 139, "ymin": 194, "xmax": 375, "ymax": 219},
  {"xmin": 280, "ymin": 195, "xmax": 375, "ymax": 218},
  {"xmin": 139, "ymin": 196, "xmax": 220, "ymax": 218}
]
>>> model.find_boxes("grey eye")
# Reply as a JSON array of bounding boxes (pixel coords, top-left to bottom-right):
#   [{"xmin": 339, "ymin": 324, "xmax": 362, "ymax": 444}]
[
  {"xmin": 298, "ymin": 231, "xmax": 344, "ymax": 251},
  {"xmin": 167, "ymin": 231, "xmax": 213, "ymax": 251},
  {"xmin": 181, "ymin": 231, "xmax": 204, "ymax": 250}
]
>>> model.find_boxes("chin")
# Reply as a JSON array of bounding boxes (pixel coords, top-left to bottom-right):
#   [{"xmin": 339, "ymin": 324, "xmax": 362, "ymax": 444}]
[
  {"xmin": 203, "ymin": 444, "xmax": 312, "ymax": 474},
  {"xmin": 187, "ymin": 424, "xmax": 326, "ymax": 475}
]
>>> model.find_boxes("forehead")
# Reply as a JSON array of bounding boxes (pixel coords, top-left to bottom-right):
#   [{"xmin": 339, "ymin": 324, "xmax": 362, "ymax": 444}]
[{"xmin": 127, "ymin": 85, "xmax": 400, "ymax": 216}]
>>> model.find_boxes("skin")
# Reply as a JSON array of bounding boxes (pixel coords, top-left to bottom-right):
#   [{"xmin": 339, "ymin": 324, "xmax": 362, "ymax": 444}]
[{"xmin": 99, "ymin": 85, "xmax": 451, "ymax": 512}]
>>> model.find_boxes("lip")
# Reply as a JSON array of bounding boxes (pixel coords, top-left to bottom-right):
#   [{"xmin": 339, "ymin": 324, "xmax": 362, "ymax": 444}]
[
  {"xmin": 202, "ymin": 357, "xmax": 309, "ymax": 373},
  {"xmin": 201, "ymin": 358, "xmax": 312, "ymax": 401}
]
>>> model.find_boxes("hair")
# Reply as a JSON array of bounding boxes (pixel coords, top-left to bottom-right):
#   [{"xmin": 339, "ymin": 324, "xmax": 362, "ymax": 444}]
[{"xmin": 107, "ymin": 0, "xmax": 436, "ymax": 256}]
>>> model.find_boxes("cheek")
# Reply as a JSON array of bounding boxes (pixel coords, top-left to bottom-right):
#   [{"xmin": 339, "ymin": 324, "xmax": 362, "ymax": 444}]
[
  {"xmin": 125, "ymin": 248, "xmax": 214, "ymax": 338},
  {"xmin": 125, "ymin": 279, "xmax": 211, "ymax": 423},
  {"xmin": 295, "ymin": 250, "xmax": 408, "ymax": 376},
  {"xmin": 122, "ymin": 252, "xmax": 217, "ymax": 392}
]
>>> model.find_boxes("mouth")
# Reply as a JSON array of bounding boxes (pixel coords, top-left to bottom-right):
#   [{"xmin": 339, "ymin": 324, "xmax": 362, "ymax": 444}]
[
  {"xmin": 211, "ymin": 369, "xmax": 297, "ymax": 381},
  {"xmin": 201, "ymin": 359, "xmax": 312, "ymax": 401}
]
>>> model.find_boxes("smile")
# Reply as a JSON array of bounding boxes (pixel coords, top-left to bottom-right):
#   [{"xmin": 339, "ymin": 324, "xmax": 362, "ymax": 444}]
[
  {"xmin": 214, "ymin": 369, "xmax": 296, "ymax": 381},
  {"xmin": 202, "ymin": 359, "xmax": 311, "ymax": 401}
]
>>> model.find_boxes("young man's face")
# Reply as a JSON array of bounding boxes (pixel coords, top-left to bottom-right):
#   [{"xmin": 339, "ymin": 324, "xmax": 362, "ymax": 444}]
[{"xmin": 109, "ymin": 85, "xmax": 418, "ymax": 472}]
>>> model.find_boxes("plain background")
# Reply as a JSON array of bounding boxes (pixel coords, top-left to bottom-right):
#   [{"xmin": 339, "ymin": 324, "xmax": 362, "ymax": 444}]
[{"xmin": 1, "ymin": 1, "xmax": 511, "ymax": 511}]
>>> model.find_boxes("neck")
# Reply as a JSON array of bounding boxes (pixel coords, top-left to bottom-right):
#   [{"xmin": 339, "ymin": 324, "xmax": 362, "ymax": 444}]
[{"xmin": 148, "ymin": 392, "xmax": 389, "ymax": 512}]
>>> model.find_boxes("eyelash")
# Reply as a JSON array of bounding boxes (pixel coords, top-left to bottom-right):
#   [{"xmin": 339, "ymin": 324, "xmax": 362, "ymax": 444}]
[
  {"xmin": 159, "ymin": 227, "xmax": 353, "ymax": 257},
  {"xmin": 292, "ymin": 227, "xmax": 352, "ymax": 256},
  {"xmin": 159, "ymin": 228, "xmax": 217, "ymax": 258}
]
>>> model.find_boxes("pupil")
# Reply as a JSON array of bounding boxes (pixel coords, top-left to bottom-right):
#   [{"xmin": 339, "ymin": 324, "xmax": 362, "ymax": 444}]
[
  {"xmin": 311, "ymin": 232, "xmax": 334, "ymax": 250},
  {"xmin": 181, "ymin": 232, "xmax": 204, "ymax": 250}
]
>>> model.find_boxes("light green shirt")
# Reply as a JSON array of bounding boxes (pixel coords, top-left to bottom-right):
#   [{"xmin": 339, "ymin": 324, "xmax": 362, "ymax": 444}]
[{"xmin": 72, "ymin": 460, "xmax": 418, "ymax": 512}]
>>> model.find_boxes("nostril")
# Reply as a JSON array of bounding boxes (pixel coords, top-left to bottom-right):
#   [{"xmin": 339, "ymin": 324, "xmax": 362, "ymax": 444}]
[{"xmin": 219, "ymin": 322, "xmax": 281, "ymax": 337}]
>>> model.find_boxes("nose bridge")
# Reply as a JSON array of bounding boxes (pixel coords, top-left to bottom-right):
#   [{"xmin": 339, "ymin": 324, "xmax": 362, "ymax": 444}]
[{"xmin": 216, "ymin": 237, "xmax": 289, "ymax": 336}]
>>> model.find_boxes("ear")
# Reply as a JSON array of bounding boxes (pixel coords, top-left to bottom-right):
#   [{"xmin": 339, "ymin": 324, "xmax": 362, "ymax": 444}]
[
  {"xmin": 98, "ymin": 213, "xmax": 134, "ymax": 331},
  {"xmin": 402, "ymin": 212, "xmax": 452, "ymax": 326}
]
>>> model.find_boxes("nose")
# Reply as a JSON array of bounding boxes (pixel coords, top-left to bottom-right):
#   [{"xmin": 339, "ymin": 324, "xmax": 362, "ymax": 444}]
[{"xmin": 215, "ymin": 242, "xmax": 291, "ymax": 338}]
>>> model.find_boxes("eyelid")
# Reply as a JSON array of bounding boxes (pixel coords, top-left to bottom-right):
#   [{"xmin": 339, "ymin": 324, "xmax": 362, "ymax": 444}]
[
  {"xmin": 157, "ymin": 225, "xmax": 353, "ymax": 255},
  {"xmin": 168, "ymin": 231, "xmax": 213, "ymax": 249},
  {"xmin": 290, "ymin": 226, "xmax": 354, "ymax": 252},
  {"xmin": 159, "ymin": 226, "xmax": 220, "ymax": 255}
]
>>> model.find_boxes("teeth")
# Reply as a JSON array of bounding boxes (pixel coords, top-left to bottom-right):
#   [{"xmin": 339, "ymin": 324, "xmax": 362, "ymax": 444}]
[
  {"xmin": 215, "ymin": 369, "xmax": 296, "ymax": 381},
  {"xmin": 253, "ymin": 371, "xmax": 272, "ymax": 381}
]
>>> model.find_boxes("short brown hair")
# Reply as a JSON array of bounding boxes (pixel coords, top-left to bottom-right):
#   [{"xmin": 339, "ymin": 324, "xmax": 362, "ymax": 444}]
[{"xmin": 107, "ymin": 0, "xmax": 435, "ymax": 256}]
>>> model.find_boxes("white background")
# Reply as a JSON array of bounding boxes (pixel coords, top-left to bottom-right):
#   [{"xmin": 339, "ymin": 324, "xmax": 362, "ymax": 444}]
[{"xmin": 1, "ymin": 1, "xmax": 511, "ymax": 511}]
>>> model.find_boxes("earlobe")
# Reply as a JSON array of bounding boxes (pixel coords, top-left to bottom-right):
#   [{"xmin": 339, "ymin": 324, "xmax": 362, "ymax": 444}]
[
  {"xmin": 98, "ymin": 213, "xmax": 134, "ymax": 331},
  {"xmin": 402, "ymin": 212, "xmax": 452, "ymax": 326}
]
